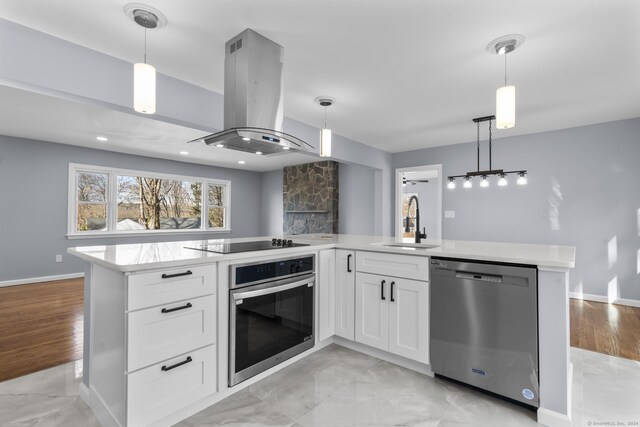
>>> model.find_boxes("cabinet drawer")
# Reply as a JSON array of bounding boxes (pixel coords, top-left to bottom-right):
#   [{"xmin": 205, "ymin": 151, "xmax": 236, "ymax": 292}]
[
  {"xmin": 356, "ymin": 251, "xmax": 429, "ymax": 281},
  {"xmin": 128, "ymin": 264, "xmax": 216, "ymax": 311},
  {"xmin": 127, "ymin": 344, "xmax": 216, "ymax": 427},
  {"xmin": 128, "ymin": 294, "xmax": 216, "ymax": 372}
]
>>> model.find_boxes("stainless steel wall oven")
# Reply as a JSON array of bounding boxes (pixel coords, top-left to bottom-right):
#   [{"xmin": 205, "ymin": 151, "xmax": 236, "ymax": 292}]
[{"xmin": 229, "ymin": 255, "xmax": 315, "ymax": 386}]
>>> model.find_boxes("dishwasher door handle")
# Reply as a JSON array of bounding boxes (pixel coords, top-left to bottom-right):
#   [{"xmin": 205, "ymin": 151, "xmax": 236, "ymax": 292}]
[{"xmin": 455, "ymin": 271, "xmax": 502, "ymax": 283}]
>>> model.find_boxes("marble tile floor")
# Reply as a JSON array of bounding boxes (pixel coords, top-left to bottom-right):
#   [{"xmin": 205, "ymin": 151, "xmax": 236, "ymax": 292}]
[{"xmin": 1, "ymin": 345, "xmax": 639, "ymax": 426}]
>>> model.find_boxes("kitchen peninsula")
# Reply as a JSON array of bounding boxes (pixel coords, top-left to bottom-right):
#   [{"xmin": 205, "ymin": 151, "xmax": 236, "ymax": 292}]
[{"xmin": 68, "ymin": 234, "xmax": 575, "ymax": 427}]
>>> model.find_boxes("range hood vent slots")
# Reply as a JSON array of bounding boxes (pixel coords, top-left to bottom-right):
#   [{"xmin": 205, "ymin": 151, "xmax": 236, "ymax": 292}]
[{"xmin": 191, "ymin": 29, "xmax": 315, "ymax": 156}]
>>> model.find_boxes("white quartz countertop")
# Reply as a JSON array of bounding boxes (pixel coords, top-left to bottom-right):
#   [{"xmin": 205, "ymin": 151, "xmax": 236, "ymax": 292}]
[{"xmin": 67, "ymin": 234, "xmax": 576, "ymax": 273}]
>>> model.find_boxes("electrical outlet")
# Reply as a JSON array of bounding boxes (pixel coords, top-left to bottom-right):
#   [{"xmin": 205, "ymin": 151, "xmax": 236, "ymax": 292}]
[
  {"xmin": 444, "ymin": 210, "xmax": 456, "ymax": 219},
  {"xmin": 56, "ymin": 254, "xmax": 62, "ymax": 263}
]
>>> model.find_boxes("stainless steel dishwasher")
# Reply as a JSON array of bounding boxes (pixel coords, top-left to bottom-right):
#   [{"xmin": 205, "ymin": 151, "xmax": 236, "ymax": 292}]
[{"xmin": 429, "ymin": 257, "xmax": 539, "ymax": 407}]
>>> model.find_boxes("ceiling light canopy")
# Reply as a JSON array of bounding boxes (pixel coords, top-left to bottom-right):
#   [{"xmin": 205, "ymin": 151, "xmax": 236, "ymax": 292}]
[
  {"xmin": 315, "ymin": 96, "xmax": 335, "ymax": 158},
  {"xmin": 488, "ymin": 34, "xmax": 525, "ymax": 130},
  {"xmin": 447, "ymin": 115, "xmax": 527, "ymax": 190}
]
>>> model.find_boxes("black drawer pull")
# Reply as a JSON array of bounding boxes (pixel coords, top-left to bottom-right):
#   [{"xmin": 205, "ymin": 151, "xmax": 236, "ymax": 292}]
[
  {"xmin": 161, "ymin": 270, "xmax": 193, "ymax": 279},
  {"xmin": 161, "ymin": 356, "xmax": 193, "ymax": 372},
  {"xmin": 161, "ymin": 302, "xmax": 192, "ymax": 314},
  {"xmin": 347, "ymin": 254, "xmax": 352, "ymax": 272},
  {"xmin": 390, "ymin": 281, "xmax": 395, "ymax": 302},
  {"xmin": 381, "ymin": 280, "xmax": 386, "ymax": 300}
]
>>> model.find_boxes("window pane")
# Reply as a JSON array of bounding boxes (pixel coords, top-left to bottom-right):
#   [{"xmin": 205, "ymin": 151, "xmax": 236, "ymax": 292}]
[
  {"xmin": 116, "ymin": 176, "xmax": 202, "ymax": 230},
  {"xmin": 77, "ymin": 172, "xmax": 107, "ymax": 202},
  {"xmin": 77, "ymin": 203, "xmax": 106, "ymax": 231},
  {"xmin": 208, "ymin": 207, "xmax": 225, "ymax": 228},
  {"xmin": 208, "ymin": 184, "xmax": 225, "ymax": 206}
]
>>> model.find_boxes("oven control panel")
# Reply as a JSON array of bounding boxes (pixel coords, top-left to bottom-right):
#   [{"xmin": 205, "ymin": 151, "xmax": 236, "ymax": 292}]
[{"xmin": 233, "ymin": 255, "xmax": 314, "ymax": 287}]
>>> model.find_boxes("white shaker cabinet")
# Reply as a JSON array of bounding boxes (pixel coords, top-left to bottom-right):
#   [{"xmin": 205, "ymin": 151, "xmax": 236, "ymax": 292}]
[
  {"xmin": 318, "ymin": 249, "xmax": 336, "ymax": 341},
  {"xmin": 334, "ymin": 249, "xmax": 356, "ymax": 340},
  {"xmin": 355, "ymin": 251, "xmax": 430, "ymax": 364}
]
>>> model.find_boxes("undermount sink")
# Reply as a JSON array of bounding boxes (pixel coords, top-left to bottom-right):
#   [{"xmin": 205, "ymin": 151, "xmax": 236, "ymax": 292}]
[{"xmin": 380, "ymin": 242, "xmax": 440, "ymax": 250}]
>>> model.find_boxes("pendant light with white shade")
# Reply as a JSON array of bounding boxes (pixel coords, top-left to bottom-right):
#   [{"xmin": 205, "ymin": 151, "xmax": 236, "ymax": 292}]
[
  {"xmin": 315, "ymin": 96, "xmax": 335, "ymax": 157},
  {"xmin": 126, "ymin": 5, "xmax": 167, "ymax": 115},
  {"xmin": 488, "ymin": 35, "xmax": 525, "ymax": 129}
]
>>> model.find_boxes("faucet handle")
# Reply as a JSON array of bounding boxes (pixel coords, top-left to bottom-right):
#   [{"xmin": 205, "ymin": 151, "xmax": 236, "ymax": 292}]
[{"xmin": 421, "ymin": 227, "xmax": 427, "ymax": 238}]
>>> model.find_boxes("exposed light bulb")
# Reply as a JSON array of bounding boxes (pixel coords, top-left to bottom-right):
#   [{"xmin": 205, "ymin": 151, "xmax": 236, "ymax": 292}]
[
  {"xmin": 517, "ymin": 172, "xmax": 527, "ymax": 185},
  {"xmin": 447, "ymin": 179, "xmax": 456, "ymax": 190},
  {"xmin": 242, "ymin": 137, "xmax": 251, "ymax": 142},
  {"xmin": 96, "ymin": 136, "xmax": 108, "ymax": 142},
  {"xmin": 238, "ymin": 160, "xmax": 246, "ymax": 164},
  {"xmin": 215, "ymin": 144, "xmax": 224, "ymax": 148},
  {"xmin": 480, "ymin": 176, "xmax": 489, "ymax": 188},
  {"xmin": 255, "ymin": 151, "xmax": 262, "ymax": 155},
  {"xmin": 134, "ymin": 62, "xmax": 156, "ymax": 114},
  {"xmin": 498, "ymin": 174, "xmax": 508, "ymax": 186},
  {"xmin": 179, "ymin": 151, "xmax": 189, "ymax": 156},
  {"xmin": 496, "ymin": 85, "xmax": 515, "ymax": 129},
  {"xmin": 282, "ymin": 146, "xmax": 290, "ymax": 150},
  {"xmin": 463, "ymin": 177, "xmax": 472, "ymax": 189},
  {"xmin": 320, "ymin": 128, "xmax": 332, "ymax": 157}
]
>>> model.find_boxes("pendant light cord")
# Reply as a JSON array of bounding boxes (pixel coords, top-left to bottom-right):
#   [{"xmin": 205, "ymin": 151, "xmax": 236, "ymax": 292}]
[
  {"xmin": 324, "ymin": 106, "xmax": 327, "ymax": 129},
  {"xmin": 144, "ymin": 28, "xmax": 147, "ymax": 64},
  {"xmin": 504, "ymin": 52, "xmax": 507, "ymax": 86},
  {"xmin": 476, "ymin": 121, "xmax": 480, "ymax": 172}
]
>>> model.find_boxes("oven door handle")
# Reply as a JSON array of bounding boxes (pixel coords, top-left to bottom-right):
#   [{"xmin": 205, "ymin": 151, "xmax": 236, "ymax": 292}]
[{"xmin": 232, "ymin": 277, "xmax": 314, "ymax": 300}]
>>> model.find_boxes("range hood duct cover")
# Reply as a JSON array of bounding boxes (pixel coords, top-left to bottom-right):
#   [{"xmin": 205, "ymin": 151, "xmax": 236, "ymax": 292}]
[{"xmin": 193, "ymin": 29, "xmax": 315, "ymax": 155}]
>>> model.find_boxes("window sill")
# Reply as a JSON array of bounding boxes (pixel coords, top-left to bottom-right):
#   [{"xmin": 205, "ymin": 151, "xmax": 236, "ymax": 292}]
[{"xmin": 66, "ymin": 229, "xmax": 232, "ymax": 240}]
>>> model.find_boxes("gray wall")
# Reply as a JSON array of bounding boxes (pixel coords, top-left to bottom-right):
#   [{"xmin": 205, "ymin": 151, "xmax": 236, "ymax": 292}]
[
  {"xmin": 0, "ymin": 135, "xmax": 263, "ymax": 282},
  {"xmin": 393, "ymin": 118, "xmax": 640, "ymax": 301},
  {"xmin": 260, "ymin": 170, "xmax": 284, "ymax": 236},
  {"xmin": 402, "ymin": 179, "xmax": 439, "ymax": 238},
  {"xmin": 339, "ymin": 163, "xmax": 376, "ymax": 235}
]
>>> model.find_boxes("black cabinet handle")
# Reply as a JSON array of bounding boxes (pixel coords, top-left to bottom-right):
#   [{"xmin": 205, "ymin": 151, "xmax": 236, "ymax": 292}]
[
  {"xmin": 390, "ymin": 281, "xmax": 395, "ymax": 302},
  {"xmin": 161, "ymin": 356, "xmax": 193, "ymax": 372},
  {"xmin": 381, "ymin": 280, "xmax": 386, "ymax": 300},
  {"xmin": 347, "ymin": 254, "xmax": 352, "ymax": 272},
  {"xmin": 161, "ymin": 270, "xmax": 193, "ymax": 279},
  {"xmin": 161, "ymin": 302, "xmax": 192, "ymax": 314}
]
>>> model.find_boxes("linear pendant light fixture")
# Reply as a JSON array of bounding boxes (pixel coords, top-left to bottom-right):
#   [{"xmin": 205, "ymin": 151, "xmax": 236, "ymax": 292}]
[
  {"xmin": 127, "ymin": 5, "xmax": 167, "ymax": 114},
  {"xmin": 315, "ymin": 96, "xmax": 335, "ymax": 157},
  {"xmin": 488, "ymin": 35, "xmax": 525, "ymax": 129},
  {"xmin": 447, "ymin": 115, "xmax": 527, "ymax": 190}
]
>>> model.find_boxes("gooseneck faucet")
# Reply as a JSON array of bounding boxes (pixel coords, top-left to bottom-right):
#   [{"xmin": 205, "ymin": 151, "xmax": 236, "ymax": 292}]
[{"xmin": 405, "ymin": 195, "xmax": 427, "ymax": 243}]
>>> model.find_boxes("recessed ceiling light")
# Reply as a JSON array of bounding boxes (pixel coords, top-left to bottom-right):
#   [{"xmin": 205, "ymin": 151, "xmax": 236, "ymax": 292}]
[
  {"xmin": 179, "ymin": 151, "xmax": 189, "ymax": 155},
  {"xmin": 216, "ymin": 143, "xmax": 224, "ymax": 148},
  {"xmin": 255, "ymin": 151, "xmax": 262, "ymax": 155},
  {"xmin": 238, "ymin": 160, "xmax": 246, "ymax": 164},
  {"xmin": 282, "ymin": 146, "xmax": 290, "ymax": 150},
  {"xmin": 96, "ymin": 136, "xmax": 108, "ymax": 142},
  {"xmin": 242, "ymin": 137, "xmax": 251, "ymax": 142}
]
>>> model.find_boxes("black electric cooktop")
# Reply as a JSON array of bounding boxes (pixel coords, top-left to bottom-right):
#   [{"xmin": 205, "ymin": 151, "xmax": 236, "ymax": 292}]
[{"xmin": 185, "ymin": 239, "xmax": 310, "ymax": 254}]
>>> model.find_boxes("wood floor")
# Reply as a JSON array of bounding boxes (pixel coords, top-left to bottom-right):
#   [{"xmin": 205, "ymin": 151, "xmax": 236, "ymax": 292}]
[
  {"xmin": 0, "ymin": 278, "xmax": 84, "ymax": 382},
  {"xmin": 1, "ymin": 278, "xmax": 639, "ymax": 382},
  {"xmin": 570, "ymin": 298, "xmax": 640, "ymax": 361}
]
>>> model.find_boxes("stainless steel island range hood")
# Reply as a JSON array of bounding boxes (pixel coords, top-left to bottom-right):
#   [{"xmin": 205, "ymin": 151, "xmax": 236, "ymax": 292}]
[{"xmin": 191, "ymin": 29, "xmax": 316, "ymax": 156}]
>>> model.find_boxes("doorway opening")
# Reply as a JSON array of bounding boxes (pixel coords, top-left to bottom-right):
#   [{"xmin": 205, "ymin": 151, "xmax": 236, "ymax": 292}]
[{"xmin": 395, "ymin": 164, "xmax": 442, "ymax": 240}]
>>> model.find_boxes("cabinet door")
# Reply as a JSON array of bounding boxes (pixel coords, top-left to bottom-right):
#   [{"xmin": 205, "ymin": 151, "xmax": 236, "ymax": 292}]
[
  {"xmin": 318, "ymin": 249, "xmax": 336, "ymax": 341},
  {"xmin": 388, "ymin": 278, "xmax": 429, "ymax": 363},
  {"xmin": 355, "ymin": 272, "xmax": 388, "ymax": 350},
  {"xmin": 335, "ymin": 250, "xmax": 356, "ymax": 340}
]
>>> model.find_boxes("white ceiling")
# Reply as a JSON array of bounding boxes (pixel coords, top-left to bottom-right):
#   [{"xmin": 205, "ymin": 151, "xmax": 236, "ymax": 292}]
[
  {"xmin": 0, "ymin": 86, "xmax": 318, "ymax": 172},
  {"xmin": 1, "ymin": 0, "xmax": 640, "ymax": 156}
]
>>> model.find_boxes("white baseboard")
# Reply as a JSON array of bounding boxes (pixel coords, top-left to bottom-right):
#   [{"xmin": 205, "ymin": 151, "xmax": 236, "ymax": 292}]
[
  {"xmin": 570, "ymin": 292, "xmax": 640, "ymax": 308},
  {"xmin": 537, "ymin": 407, "xmax": 571, "ymax": 427},
  {"xmin": 0, "ymin": 272, "xmax": 84, "ymax": 288}
]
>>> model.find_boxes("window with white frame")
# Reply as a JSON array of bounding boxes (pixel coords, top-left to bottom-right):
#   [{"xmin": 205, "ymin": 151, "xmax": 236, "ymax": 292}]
[{"xmin": 69, "ymin": 164, "xmax": 231, "ymax": 236}]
